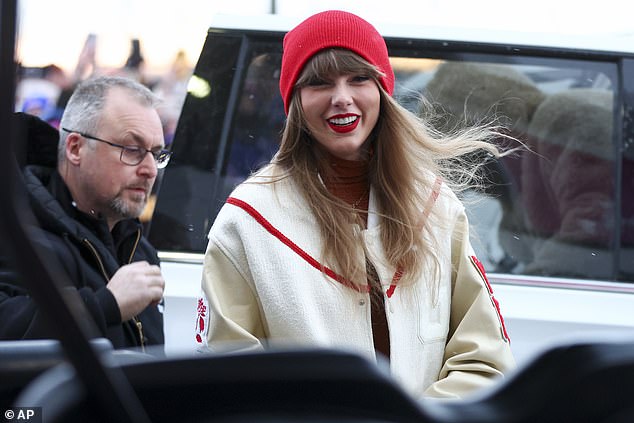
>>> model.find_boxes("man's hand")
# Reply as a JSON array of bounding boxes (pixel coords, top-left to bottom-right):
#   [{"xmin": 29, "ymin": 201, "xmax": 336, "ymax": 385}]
[{"xmin": 107, "ymin": 261, "xmax": 165, "ymax": 321}]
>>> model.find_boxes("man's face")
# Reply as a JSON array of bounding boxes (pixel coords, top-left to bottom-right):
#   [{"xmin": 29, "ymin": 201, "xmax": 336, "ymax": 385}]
[{"xmin": 76, "ymin": 88, "xmax": 164, "ymax": 226}]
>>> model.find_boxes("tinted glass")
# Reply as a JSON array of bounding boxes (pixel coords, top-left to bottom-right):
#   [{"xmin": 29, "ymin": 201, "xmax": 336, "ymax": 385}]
[
  {"xmin": 393, "ymin": 58, "xmax": 617, "ymax": 279},
  {"xmin": 225, "ymin": 52, "xmax": 284, "ymax": 186}
]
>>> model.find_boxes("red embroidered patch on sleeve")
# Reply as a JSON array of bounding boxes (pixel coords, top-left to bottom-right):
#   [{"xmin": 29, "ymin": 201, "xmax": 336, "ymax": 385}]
[
  {"xmin": 194, "ymin": 296, "xmax": 209, "ymax": 344},
  {"xmin": 470, "ymin": 255, "xmax": 510, "ymax": 343}
]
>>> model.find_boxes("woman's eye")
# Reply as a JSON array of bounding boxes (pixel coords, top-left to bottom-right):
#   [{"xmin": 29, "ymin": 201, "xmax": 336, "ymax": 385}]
[
  {"xmin": 306, "ymin": 78, "xmax": 328, "ymax": 86},
  {"xmin": 351, "ymin": 75, "xmax": 370, "ymax": 83}
]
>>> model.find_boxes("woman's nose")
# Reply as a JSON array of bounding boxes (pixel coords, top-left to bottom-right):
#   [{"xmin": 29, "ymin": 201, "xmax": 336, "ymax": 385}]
[{"xmin": 331, "ymin": 81, "xmax": 353, "ymax": 107}]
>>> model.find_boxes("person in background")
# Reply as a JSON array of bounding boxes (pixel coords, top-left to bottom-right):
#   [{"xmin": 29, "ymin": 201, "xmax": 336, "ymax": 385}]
[
  {"xmin": 196, "ymin": 10, "xmax": 514, "ymax": 399},
  {"xmin": 14, "ymin": 64, "xmax": 67, "ymax": 124},
  {"xmin": 120, "ymin": 38, "xmax": 152, "ymax": 88},
  {"xmin": 152, "ymin": 49, "xmax": 193, "ymax": 146},
  {"xmin": 0, "ymin": 76, "xmax": 171, "ymax": 351}
]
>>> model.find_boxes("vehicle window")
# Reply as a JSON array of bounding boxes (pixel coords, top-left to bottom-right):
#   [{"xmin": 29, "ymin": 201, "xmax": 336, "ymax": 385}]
[
  {"xmin": 222, "ymin": 52, "xmax": 285, "ymax": 200},
  {"xmin": 391, "ymin": 57, "xmax": 617, "ymax": 280},
  {"xmin": 151, "ymin": 34, "xmax": 626, "ymax": 283}
]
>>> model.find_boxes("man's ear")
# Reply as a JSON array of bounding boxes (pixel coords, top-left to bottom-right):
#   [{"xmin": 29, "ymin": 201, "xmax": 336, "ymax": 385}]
[{"xmin": 65, "ymin": 133, "xmax": 83, "ymax": 165}]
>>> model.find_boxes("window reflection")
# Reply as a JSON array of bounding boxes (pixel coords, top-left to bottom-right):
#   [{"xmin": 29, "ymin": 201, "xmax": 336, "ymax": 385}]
[
  {"xmin": 224, "ymin": 53, "xmax": 284, "ymax": 191},
  {"xmin": 521, "ymin": 88, "xmax": 614, "ymax": 278},
  {"xmin": 394, "ymin": 59, "xmax": 616, "ymax": 279}
]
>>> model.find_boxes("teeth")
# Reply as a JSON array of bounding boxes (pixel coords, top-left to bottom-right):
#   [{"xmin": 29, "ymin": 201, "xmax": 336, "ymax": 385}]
[{"xmin": 329, "ymin": 116, "xmax": 358, "ymax": 125}]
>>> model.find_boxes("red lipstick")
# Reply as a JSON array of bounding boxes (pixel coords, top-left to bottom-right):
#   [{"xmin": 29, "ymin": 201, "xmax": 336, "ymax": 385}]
[{"xmin": 327, "ymin": 114, "xmax": 360, "ymax": 133}]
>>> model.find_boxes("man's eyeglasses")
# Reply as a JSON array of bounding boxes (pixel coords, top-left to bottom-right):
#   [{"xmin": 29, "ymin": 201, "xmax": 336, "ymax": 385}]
[{"xmin": 62, "ymin": 128, "xmax": 172, "ymax": 169}]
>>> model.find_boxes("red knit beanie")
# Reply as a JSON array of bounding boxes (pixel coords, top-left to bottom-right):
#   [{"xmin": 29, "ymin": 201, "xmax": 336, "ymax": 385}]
[{"xmin": 279, "ymin": 10, "xmax": 395, "ymax": 114}]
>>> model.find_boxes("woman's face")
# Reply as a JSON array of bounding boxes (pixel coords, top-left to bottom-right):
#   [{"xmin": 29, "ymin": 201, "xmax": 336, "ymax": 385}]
[{"xmin": 299, "ymin": 72, "xmax": 380, "ymax": 161}]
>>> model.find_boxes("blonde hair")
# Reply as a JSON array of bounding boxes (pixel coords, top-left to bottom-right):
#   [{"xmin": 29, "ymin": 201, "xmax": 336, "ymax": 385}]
[{"xmin": 271, "ymin": 49, "xmax": 507, "ymax": 292}]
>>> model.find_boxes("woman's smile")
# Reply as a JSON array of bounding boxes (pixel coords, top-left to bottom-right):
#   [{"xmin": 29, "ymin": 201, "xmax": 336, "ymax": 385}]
[{"xmin": 327, "ymin": 113, "xmax": 360, "ymax": 133}]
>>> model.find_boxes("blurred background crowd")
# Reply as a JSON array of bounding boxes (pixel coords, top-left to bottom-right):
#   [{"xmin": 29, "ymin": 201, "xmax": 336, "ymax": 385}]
[
  {"xmin": 15, "ymin": 34, "xmax": 192, "ymax": 146},
  {"xmin": 14, "ymin": 0, "xmax": 631, "ymax": 148}
]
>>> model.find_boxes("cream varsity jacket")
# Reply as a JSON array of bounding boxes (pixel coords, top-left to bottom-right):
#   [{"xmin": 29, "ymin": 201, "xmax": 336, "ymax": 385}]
[{"xmin": 197, "ymin": 167, "xmax": 515, "ymax": 400}]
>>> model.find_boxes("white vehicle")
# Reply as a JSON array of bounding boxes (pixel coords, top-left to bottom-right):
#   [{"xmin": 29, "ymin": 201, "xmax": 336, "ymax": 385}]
[{"xmin": 154, "ymin": 14, "xmax": 634, "ymax": 366}]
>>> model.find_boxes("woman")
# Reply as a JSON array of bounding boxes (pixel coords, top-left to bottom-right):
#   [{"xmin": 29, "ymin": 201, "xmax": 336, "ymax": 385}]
[{"xmin": 196, "ymin": 10, "xmax": 514, "ymax": 399}]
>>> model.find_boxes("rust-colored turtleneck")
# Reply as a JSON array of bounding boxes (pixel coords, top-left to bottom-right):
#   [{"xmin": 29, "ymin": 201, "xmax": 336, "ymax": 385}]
[
  {"xmin": 320, "ymin": 154, "xmax": 370, "ymax": 220},
  {"xmin": 321, "ymin": 153, "xmax": 390, "ymax": 361}
]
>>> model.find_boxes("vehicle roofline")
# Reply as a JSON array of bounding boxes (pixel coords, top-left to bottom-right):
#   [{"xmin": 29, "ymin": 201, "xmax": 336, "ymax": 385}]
[{"xmin": 208, "ymin": 13, "xmax": 634, "ymax": 55}]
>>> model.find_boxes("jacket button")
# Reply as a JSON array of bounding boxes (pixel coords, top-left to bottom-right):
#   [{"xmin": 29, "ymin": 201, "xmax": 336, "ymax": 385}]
[{"xmin": 359, "ymin": 299, "xmax": 366, "ymax": 306}]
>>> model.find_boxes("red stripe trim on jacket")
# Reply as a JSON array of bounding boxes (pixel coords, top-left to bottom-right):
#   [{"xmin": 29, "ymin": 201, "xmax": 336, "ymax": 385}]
[
  {"xmin": 469, "ymin": 255, "xmax": 511, "ymax": 342},
  {"xmin": 226, "ymin": 197, "xmax": 370, "ymax": 293}
]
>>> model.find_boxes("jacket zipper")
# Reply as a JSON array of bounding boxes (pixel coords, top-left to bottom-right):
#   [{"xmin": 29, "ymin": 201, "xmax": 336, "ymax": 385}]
[
  {"xmin": 82, "ymin": 230, "xmax": 146, "ymax": 351},
  {"xmin": 127, "ymin": 230, "xmax": 146, "ymax": 352}
]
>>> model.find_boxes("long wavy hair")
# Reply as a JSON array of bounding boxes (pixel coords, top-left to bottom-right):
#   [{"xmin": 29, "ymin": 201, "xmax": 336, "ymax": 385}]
[{"xmin": 269, "ymin": 49, "xmax": 507, "ymax": 293}]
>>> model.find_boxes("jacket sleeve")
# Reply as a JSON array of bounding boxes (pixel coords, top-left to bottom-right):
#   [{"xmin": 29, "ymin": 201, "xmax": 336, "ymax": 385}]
[
  {"xmin": 0, "ymin": 234, "xmax": 121, "ymax": 341},
  {"xmin": 0, "ymin": 279, "xmax": 48, "ymax": 339},
  {"xmin": 424, "ymin": 209, "xmax": 515, "ymax": 398},
  {"xmin": 200, "ymin": 232, "xmax": 266, "ymax": 351},
  {"xmin": 0, "ymin": 276, "xmax": 118, "ymax": 340}
]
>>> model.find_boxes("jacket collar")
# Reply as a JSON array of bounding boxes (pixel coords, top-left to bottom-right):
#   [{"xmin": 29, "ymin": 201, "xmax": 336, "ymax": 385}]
[{"xmin": 24, "ymin": 165, "xmax": 143, "ymax": 256}]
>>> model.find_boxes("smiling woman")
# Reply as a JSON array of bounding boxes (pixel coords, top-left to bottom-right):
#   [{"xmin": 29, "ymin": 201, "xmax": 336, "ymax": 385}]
[
  {"xmin": 196, "ymin": 9, "xmax": 515, "ymax": 401},
  {"xmin": 151, "ymin": 5, "xmax": 634, "ymax": 370}
]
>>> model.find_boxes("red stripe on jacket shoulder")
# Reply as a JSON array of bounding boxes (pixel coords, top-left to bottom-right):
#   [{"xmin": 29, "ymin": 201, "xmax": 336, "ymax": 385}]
[{"xmin": 469, "ymin": 255, "xmax": 511, "ymax": 343}]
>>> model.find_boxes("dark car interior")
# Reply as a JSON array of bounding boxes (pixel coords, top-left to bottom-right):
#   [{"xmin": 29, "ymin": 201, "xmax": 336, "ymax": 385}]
[{"xmin": 3, "ymin": 1, "xmax": 634, "ymax": 421}]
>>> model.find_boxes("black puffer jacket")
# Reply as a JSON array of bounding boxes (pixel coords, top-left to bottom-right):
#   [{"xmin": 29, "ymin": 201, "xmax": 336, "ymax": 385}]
[{"xmin": 0, "ymin": 114, "xmax": 163, "ymax": 349}]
